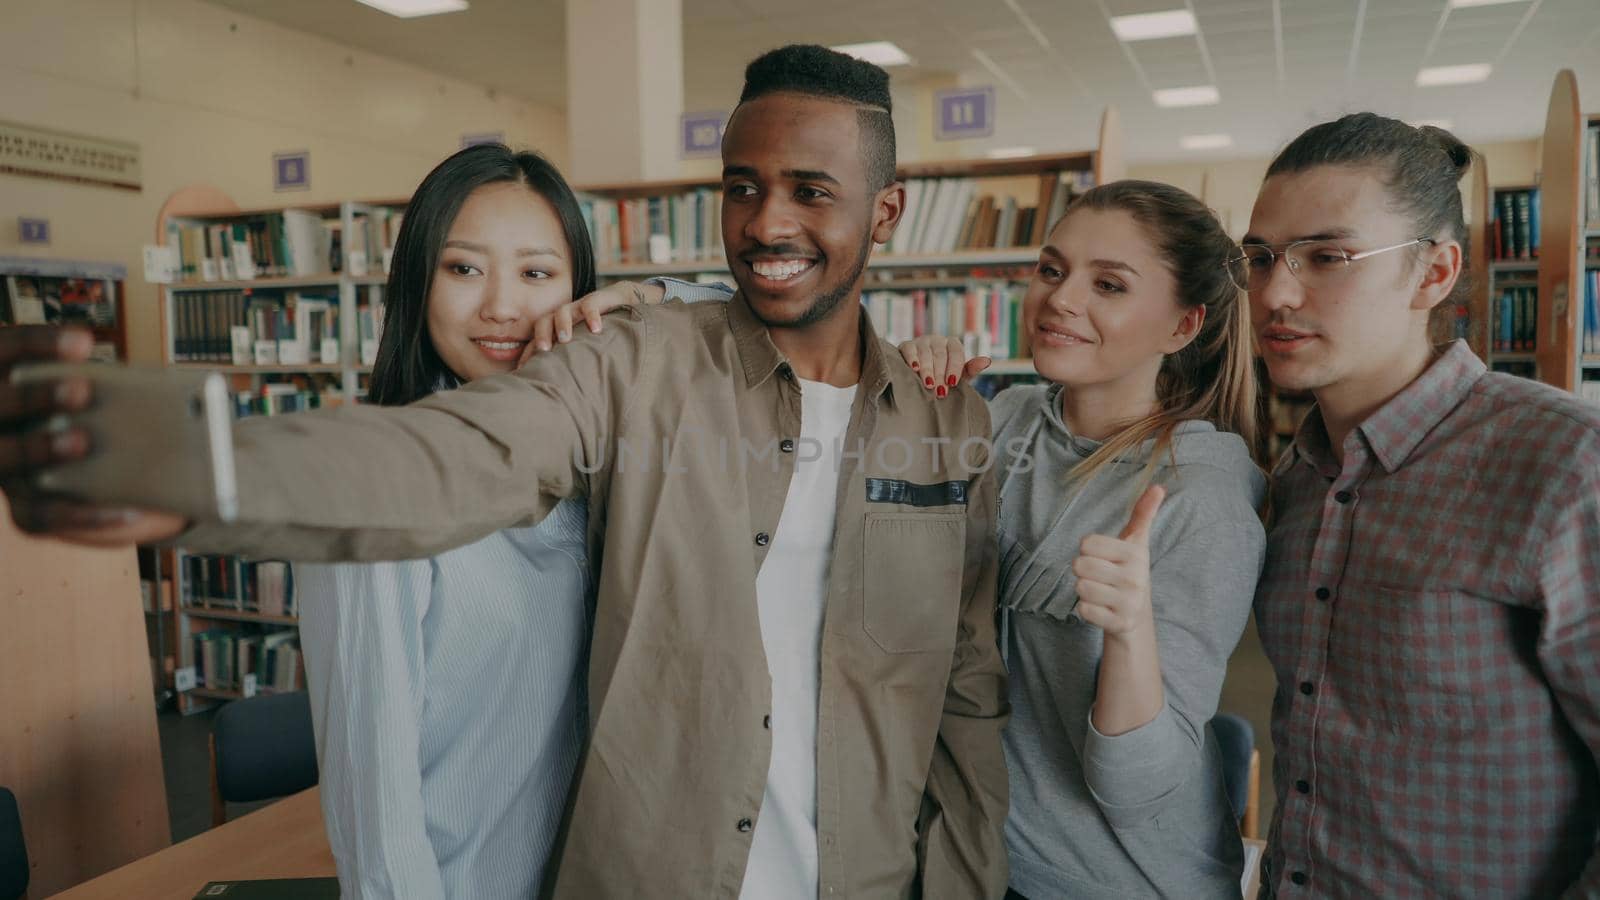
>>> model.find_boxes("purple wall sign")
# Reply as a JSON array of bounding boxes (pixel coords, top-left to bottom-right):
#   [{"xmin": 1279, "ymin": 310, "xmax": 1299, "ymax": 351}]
[
  {"xmin": 18, "ymin": 218, "xmax": 49, "ymax": 244},
  {"xmin": 935, "ymin": 87, "xmax": 995, "ymax": 141},
  {"xmin": 273, "ymin": 150, "xmax": 310, "ymax": 192},
  {"xmin": 681, "ymin": 112, "xmax": 727, "ymax": 158},
  {"xmin": 461, "ymin": 132, "xmax": 505, "ymax": 148}
]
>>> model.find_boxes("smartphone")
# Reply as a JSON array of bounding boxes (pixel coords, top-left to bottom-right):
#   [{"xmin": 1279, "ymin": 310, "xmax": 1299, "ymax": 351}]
[{"xmin": 9, "ymin": 363, "xmax": 239, "ymax": 522}]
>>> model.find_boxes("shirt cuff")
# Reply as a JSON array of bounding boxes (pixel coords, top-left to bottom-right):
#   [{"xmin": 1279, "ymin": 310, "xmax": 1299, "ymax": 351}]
[
  {"xmin": 1081, "ymin": 703, "xmax": 1192, "ymax": 828},
  {"xmin": 643, "ymin": 276, "xmax": 734, "ymax": 304}
]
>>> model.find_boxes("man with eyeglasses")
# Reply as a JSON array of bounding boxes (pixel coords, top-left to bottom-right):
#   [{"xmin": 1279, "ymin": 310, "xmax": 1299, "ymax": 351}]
[{"xmin": 1243, "ymin": 115, "xmax": 1600, "ymax": 898}]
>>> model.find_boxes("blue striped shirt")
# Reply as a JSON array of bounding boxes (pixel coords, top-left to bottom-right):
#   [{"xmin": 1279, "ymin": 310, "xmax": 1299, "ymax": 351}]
[{"xmin": 295, "ymin": 498, "xmax": 591, "ymax": 900}]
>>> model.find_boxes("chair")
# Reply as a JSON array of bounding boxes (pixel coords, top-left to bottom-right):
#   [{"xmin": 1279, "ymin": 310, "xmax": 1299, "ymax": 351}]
[
  {"xmin": 0, "ymin": 787, "xmax": 28, "ymax": 900},
  {"xmin": 1211, "ymin": 713, "xmax": 1261, "ymax": 840},
  {"xmin": 210, "ymin": 691, "xmax": 319, "ymax": 826}
]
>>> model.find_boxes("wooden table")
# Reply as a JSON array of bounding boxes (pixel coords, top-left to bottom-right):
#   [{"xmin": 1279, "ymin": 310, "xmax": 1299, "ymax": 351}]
[
  {"xmin": 49, "ymin": 787, "xmax": 1266, "ymax": 898},
  {"xmin": 52, "ymin": 788, "xmax": 333, "ymax": 899}
]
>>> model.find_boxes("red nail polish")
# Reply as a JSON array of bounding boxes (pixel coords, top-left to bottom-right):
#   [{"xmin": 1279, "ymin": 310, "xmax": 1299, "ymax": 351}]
[
  {"xmin": 947, "ymin": 375, "xmax": 957, "ymax": 387},
  {"xmin": 925, "ymin": 377, "xmax": 934, "ymax": 387},
  {"xmin": 936, "ymin": 386, "xmax": 947, "ymax": 397},
  {"xmin": 911, "ymin": 361, "xmax": 919, "ymax": 370}
]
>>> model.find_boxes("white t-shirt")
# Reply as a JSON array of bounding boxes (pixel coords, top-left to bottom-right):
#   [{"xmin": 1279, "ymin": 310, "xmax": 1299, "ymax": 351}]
[{"xmin": 740, "ymin": 378, "xmax": 858, "ymax": 900}]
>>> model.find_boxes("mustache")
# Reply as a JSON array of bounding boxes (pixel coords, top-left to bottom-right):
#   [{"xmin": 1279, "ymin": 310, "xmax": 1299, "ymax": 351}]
[{"xmin": 740, "ymin": 243, "xmax": 818, "ymax": 259}]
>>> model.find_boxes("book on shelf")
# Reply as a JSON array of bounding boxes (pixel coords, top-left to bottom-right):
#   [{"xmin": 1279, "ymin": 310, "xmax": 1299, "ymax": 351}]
[
  {"xmin": 1580, "ymin": 379, "xmax": 1600, "ymax": 407},
  {"xmin": 184, "ymin": 554, "xmax": 296, "ymax": 617},
  {"xmin": 167, "ymin": 209, "xmax": 335, "ymax": 282},
  {"xmin": 173, "ymin": 289, "xmax": 340, "ymax": 365},
  {"xmin": 236, "ymin": 381, "xmax": 344, "ymax": 416},
  {"xmin": 358, "ymin": 292, "xmax": 385, "ymax": 366},
  {"xmin": 863, "ymin": 282, "xmax": 1030, "ymax": 361},
  {"xmin": 887, "ymin": 170, "xmax": 1094, "ymax": 257},
  {"xmin": 2, "ymin": 273, "xmax": 119, "ymax": 330},
  {"xmin": 140, "ymin": 577, "xmax": 175, "ymax": 614},
  {"xmin": 191, "ymin": 629, "xmax": 303, "ymax": 693},
  {"xmin": 1585, "ymin": 121, "xmax": 1599, "ymax": 229},
  {"xmin": 1491, "ymin": 188, "xmax": 1541, "ymax": 261},
  {"xmin": 1492, "ymin": 285, "xmax": 1538, "ymax": 353},
  {"xmin": 1584, "ymin": 269, "xmax": 1600, "ymax": 355},
  {"xmin": 345, "ymin": 207, "xmax": 403, "ymax": 277},
  {"xmin": 1492, "ymin": 359, "xmax": 1536, "ymax": 379},
  {"xmin": 582, "ymin": 189, "xmax": 722, "ymax": 265}
]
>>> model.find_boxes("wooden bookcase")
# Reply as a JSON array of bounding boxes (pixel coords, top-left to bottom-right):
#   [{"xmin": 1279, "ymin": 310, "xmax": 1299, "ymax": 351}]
[
  {"xmin": 1463, "ymin": 70, "xmax": 1598, "ymax": 398},
  {"xmin": 1523, "ymin": 70, "xmax": 1600, "ymax": 394},
  {"xmin": 152, "ymin": 190, "xmax": 394, "ymax": 712},
  {"xmin": 0, "ymin": 256, "xmax": 128, "ymax": 358}
]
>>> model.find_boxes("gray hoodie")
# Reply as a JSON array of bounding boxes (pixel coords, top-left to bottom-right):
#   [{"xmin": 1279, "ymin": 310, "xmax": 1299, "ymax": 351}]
[{"xmin": 989, "ymin": 383, "xmax": 1266, "ymax": 900}]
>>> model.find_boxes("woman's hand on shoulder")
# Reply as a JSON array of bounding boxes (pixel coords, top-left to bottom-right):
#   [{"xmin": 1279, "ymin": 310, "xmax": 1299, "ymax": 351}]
[
  {"xmin": 519, "ymin": 281, "xmax": 665, "ymax": 366},
  {"xmin": 896, "ymin": 335, "xmax": 990, "ymax": 398}
]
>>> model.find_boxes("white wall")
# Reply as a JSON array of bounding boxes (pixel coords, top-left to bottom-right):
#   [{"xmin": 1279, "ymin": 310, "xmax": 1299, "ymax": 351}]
[{"xmin": 0, "ymin": 0, "xmax": 568, "ymax": 363}]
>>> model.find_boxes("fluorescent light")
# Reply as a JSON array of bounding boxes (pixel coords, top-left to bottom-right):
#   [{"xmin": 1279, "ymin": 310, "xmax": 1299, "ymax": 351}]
[
  {"xmin": 1153, "ymin": 85, "xmax": 1220, "ymax": 107},
  {"xmin": 1110, "ymin": 9, "xmax": 1199, "ymax": 42},
  {"xmin": 987, "ymin": 146, "xmax": 1037, "ymax": 159},
  {"xmin": 354, "ymin": 0, "xmax": 468, "ymax": 17},
  {"xmin": 1181, "ymin": 133, "xmax": 1233, "ymax": 150},
  {"xmin": 830, "ymin": 42, "xmax": 913, "ymax": 67},
  {"xmin": 1416, "ymin": 64, "xmax": 1492, "ymax": 87},
  {"xmin": 1413, "ymin": 118, "xmax": 1455, "ymax": 130},
  {"xmin": 1448, "ymin": 0, "xmax": 1528, "ymax": 8}
]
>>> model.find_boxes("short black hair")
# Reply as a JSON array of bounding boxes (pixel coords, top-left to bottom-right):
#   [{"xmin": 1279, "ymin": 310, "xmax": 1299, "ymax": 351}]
[{"xmin": 737, "ymin": 44, "xmax": 898, "ymax": 190}]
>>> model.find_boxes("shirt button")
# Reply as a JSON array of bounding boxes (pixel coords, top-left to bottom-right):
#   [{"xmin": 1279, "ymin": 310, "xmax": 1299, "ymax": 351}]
[
  {"xmin": 763, "ymin": 714, "xmax": 771, "ymax": 729},
  {"xmin": 754, "ymin": 532, "xmax": 770, "ymax": 547},
  {"xmin": 1299, "ymin": 681, "xmax": 1314, "ymax": 695},
  {"xmin": 1335, "ymin": 490, "xmax": 1353, "ymax": 504},
  {"xmin": 777, "ymin": 363, "xmax": 793, "ymax": 379},
  {"xmin": 737, "ymin": 818, "xmax": 753, "ymax": 833},
  {"xmin": 1296, "ymin": 779, "xmax": 1311, "ymax": 794},
  {"xmin": 1291, "ymin": 871, "xmax": 1308, "ymax": 886},
  {"xmin": 1315, "ymin": 587, "xmax": 1331, "ymax": 601},
  {"xmin": 780, "ymin": 439, "xmax": 795, "ymax": 453}
]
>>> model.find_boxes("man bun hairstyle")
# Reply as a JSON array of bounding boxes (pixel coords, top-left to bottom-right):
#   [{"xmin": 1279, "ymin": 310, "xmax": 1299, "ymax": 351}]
[
  {"xmin": 1268, "ymin": 113, "xmax": 1476, "ymax": 322},
  {"xmin": 737, "ymin": 44, "xmax": 898, "ymax": 190}
]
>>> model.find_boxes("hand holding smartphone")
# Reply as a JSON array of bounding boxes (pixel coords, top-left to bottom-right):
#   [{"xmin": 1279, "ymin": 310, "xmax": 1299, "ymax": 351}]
[{"xmin": 8, "ymin": 362, "xmax": 239, "ymax": 523}]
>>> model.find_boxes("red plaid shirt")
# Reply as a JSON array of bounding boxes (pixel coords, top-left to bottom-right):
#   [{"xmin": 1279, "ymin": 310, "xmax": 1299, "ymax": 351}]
[{"xmin": 1256, "ymin": 341, "xmax": 1600, "ymax": 899}]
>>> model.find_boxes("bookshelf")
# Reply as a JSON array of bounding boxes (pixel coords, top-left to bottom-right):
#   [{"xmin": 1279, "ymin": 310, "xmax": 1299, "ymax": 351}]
[
  {"xmin": 153, "ymin": 189, "xmax": 391, "ymax": 712},
  {"xmin": 0, "ymin": 256, "xmax": 128, "ymax": 359},
  {"xmin": 155, "ymin": 192, "xmax": 399, "ymax": 408},
  {"xmin": 1527, "ymin": 70, "xmax": 1600, "ymax": 397},
  {"xmin": 1482, "ymin": 184, "xmax": 1542, "ymax": 379},
  {"xmin": 172, "ymin": 550, "xmax": 304, "ymax": 715}
]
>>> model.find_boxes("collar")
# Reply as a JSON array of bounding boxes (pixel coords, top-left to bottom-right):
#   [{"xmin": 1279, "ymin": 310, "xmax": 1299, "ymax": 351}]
[
  {"xmin": 727, "ymin": 292, "xmax": 896, "ymax": 407},
  {"xmin": 1290, "ymin": 339, "xmax": 1485, "ymax": 476}
]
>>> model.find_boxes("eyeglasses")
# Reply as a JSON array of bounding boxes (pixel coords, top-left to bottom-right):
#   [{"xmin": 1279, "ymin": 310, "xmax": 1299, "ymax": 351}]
[{"xmin": 1227, "ymin": 238, "xmax": 1436, "ymax": 292}]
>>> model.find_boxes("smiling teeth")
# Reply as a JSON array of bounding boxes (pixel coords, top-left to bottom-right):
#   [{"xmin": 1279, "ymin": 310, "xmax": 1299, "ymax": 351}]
[
  {"xmin": 752, "ymin": 260, "xmax": 812, "ymax": 280},
  {"xmin": 477, "ymin": 340, "xmax": 523, "ymax": 350}
]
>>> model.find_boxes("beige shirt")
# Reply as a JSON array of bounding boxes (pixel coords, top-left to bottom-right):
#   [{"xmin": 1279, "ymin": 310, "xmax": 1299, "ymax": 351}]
[{"xmin": 182, "ymin": 295, "xmax": 1010, "ymax": 899}]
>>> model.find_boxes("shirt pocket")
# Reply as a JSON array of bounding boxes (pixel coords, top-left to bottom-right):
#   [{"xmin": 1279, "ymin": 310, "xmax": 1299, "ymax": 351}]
[
  {"xmin": 1329, "ymin": 585, "xmax": 1487, "ymax": 738},
  {"xmin": 861, "ymin": 511, "xmax": 966, "ymax": 654}
]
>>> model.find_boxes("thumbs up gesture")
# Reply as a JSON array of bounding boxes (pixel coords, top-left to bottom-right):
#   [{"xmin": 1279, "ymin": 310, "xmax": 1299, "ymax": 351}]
[{"xmin": 1071, "ymin": 483, "xmax": 1165, "ymax": 638}]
